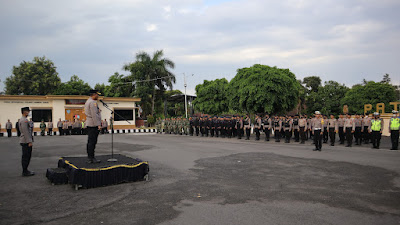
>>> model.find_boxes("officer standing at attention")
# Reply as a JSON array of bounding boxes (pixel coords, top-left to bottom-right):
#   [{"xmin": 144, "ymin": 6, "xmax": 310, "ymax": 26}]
[
  {"xmin": 274, "ymin": 116, "xmax": 282, "ymax": 142},
  {"xmin": 299, "ymin": 115, "xmax": 307, "ymax": 144},
  {"xmin": 19, "ymin": 107, "xmax": 35, "ymax": 176},
  {"xmin": 322, "ymin": 115, "xmax": 329, "ymax": 143},
  {"xmin": 263, "ymin": 114, "xmax": 271, "ymax": 141},
  {"xmin": 254, "ymin": 114, "xmax": 262, "ymax": 141},
  {"xmin": 344, "ymin": 114, "xmax": 355, "ymax": 147},
  {"xmin": 292, "ymin": 115, "xmax": 300, "ymax": 142},
  {"xmin": 48, "ymin": 120, "xmax": 53, "ymax": 136},
  {"xmin": 369, "ymin": 112, "xmax": 383, "ymax": 149},
  {"xmin": 362, "ymin": 115, "xmax": 371, "ymax": 144},
  {"xmin": 283, "ymin": 116, "xmax": 293, "ymax": 143},
  {"xmin": 57, "ymin": 119, "xmax": 63, "ymax": 136},
  {"xmin": 389, "ymin": 110, "xmax": 399, "ymax": 150},
  {"xmin": 244, "ymin": 115, "xmax": 251, "ymax": 140},
  {"xmin": 354, "ymin": 114, "xmax": 363, "ymax": 145},
  {"xmin": 337, "ymin": 114, "xmax": 346, "ymax": 144},
  {"xmin": 312, "ymin": 111, "xmax": 324, "ymax": 151},
  {"xmin": 85, "ymin": 90, "xmax": 102, "ymax": 163},
  {"xmin": 40, "ymin": 120, "xmax": 46, "ymax": 136},
  {"xmin": 6, "ymin": 119, "xmax": 12, "ymax": 137},
  {"xmin": 328, "ymin": 114, "xmax": 338, "ymax": 146}
]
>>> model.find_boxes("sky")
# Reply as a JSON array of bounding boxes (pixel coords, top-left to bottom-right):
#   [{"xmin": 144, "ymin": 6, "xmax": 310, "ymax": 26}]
[{"xmin": 0, "ymin": 0, "xmax": 399, "ymax": 96}]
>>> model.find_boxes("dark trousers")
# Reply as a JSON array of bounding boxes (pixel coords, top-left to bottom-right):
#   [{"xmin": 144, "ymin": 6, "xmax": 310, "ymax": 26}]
[
  {"xmin": 371, "ymin": 131, "xmax": 381, "ymax": 148},
  {"xmin": 21, "ymin": 143, "xmax": 32, "ymax": 172},
  {"xmin": 274, "ymin": 128, "xmax": 281, "ymax": 142},
  {"xmin": 245, "ymin": 128, "xmax": 250, "ymax": 140},
  {"xmin": 190, "ymin": 127, "xmax": 194, "ymax": 136},
  {"xmin": 48, "ymin": 128, "xmax": 53, "ymax": 135},
  {"xmin": 299, "ymin": 127, "xmax": 306, "ymax": 143},
  {"xmin": 390, "ymin": 130, "xmax": 399, "ymax": 150},
  {"xmin": 339, "ymin": 127, "xmax": 345, "ymax": 144},
  {"xmin": 227, "ymin": 128, "xmax": 232, "ymax": 138},
  {"xmin": 294, "ymin": 129, "xmax": 299, "ymax": 142},
  {"xmin": 354, "ymin": 127, "xmax": 362, "ymax": 144},
  {"xmin": 210, "ymin": 128, "xmax": 215, "ymax": 137},
  {"xmin": 58, "ymin": 127, "xmax": 63, "ymax": 136},
  {"xmin": 255, "ymin": 128, "xmax": 260, "ymax": 140},
  {"xmin": 216, "ymin": 128, "xmax": 220, "ymax": 137},
  {"xmin": 68, "ymin": 127, "xmax": 72, "ymax": 135},
  {"xmin": 237, "ymin": 128, "xmax": 242, "ymax": 139},
  {"xmin": 7, "ymin": 129, "xmax": 11, "ymax": 137},
  {"xmin": 233, "ymin": 128, "xmax": 237, "ymax": 137},
  {"xmin": 363, "ymin": 126, "xmax": 369, "ymax": 144},
  {"xmin": 285, "ymin": 130, "xmax": 291, "ymax": 143},
  {"xmin": 17, "ymin": 130, "xmax": 21, "ymax": 137},
  {"xmin": 87, "ymin": 127, "xmax": 99, "ymax": 159},
  {"xmin": 195, "ymin": 127, "xmax": 199, "ymax": 136},
  {"xmin": 264, "ymin": 128, "xmax": 270, "ymax": 141},
  {"xmin": 323, "ymin": 128, "xmax": 328, "ymax": 143},
  {"xmin": 329, "ymin": 128, "xmax": 335, "ymax": 145},
  {"xmin": 345, "ymin": 128, "xmax": 353, "ymax": 146},
  {"xmin": 314, "ymin": 129, "xmax": 322, "ymax": 150}
]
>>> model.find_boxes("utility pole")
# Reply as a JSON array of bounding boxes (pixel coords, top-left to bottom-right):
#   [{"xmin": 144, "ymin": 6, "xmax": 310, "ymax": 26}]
[{"xmin": 183, "ymin": 73, "xmax": 188, "ymax": 118}]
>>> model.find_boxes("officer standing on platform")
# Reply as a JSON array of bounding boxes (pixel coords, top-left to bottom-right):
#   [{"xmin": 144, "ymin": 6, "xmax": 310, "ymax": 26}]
[
  {"xmin": 85, "ymin": 90, "xmax": 102, "ymax": 163},
  {"xmin": 19, "ymin": 107, "xmax": 35, "ymax": 176},
  {"xmin": 389, "ymin": 110, "xmax": 399, "ymax": 150},
  {"xmin": 312, "ymin": 111, "xmax": 324, "ymax": 151},
  {"xmin": 344, "ymin": 114, "xmax": 355, "ymax": 147},
  {"xmin": 369, "ymin": 112, "xmax": 383, "ymax": 149}
]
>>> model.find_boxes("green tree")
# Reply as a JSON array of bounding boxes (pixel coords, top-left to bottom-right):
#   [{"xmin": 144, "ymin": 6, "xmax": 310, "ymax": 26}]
[
  {"xmin": 193, "ymin": 78, "xmax": 229, "ymax": 115},
  {"xmin": 94, "ymin": 72, "xmax": 135, "ymax": 97},
  {"xmin": 54, "ymin": 75, "xmax": 92, "ymax": 95},
  {"xmin": 307, "ymin": 81, "xmax": 349, "ymax": 115},
  {"xmin": 5, "ymin": 56, "xmax": 61, "ymax": 95},
  {"xmin": 123, "ymin": 50, "xmax": 176, "ymax": 116},
  {"xmin": 341, "ymin": 81, "xmax": 396, "ymax": 114},
  {"xmin": 164, "ymin": 90, "xmax": 184, "ymax": 117},
  {"xmin": 302, "ymin": 76, "xmax": 321, "ymax": 93},
  {"xmin": 227, "ymin": 64, "xmax": 300, "ymax": 114}
]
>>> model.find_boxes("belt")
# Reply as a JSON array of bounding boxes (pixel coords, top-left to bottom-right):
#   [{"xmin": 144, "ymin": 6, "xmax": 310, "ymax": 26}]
[{"xmin": 314, "ymin": 128, "xmax": 321, "ymax": 130}]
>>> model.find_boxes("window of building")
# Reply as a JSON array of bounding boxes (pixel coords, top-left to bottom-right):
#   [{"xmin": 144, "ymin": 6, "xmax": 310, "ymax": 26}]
[
  {"xmin": 114, "ymin": 109, "xmax": 133, "ymax": 121},
  {"xmin": 32, "ymin": 109, "xmax": 53, "ymax": 122}
]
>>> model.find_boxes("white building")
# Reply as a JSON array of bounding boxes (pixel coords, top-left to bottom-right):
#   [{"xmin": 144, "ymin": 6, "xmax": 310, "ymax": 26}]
[{"xmin": 0, "ymin": 95, "xmax": 141, "ymax": 133}]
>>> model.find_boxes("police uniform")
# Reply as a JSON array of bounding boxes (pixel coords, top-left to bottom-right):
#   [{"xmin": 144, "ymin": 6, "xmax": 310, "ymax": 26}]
[
  {"xmin": 389, "ymin": 111, "xmax": 399, "ymax": 150},
  {"xmin": 6, "ymin": 121, "xmax": 12, "ymax": 137},
  {"xmin": 19, "ymin": 107, "xmax": 35, "ymax": 176},
  {"xmin": 292, "ymin": 116, "xmax": 300, "ymax": 142},
  {"xmin": 283, "ymin": 117, "xmax": 292, "ymax": 143},
  {"xmin": 274, "ymin": 117, "xmax": 282, "ymax": 142},
  {"xmin": 312, "ymin": 112, "xmax": 324, "ymax": 151},
  {"xmin": 369, "ymin": 113, "xmax": 384, "ymax": 149},
  {"xmin": 263, "ymin": 116, "xmax": 271, "ymax": 141},
  {"xmin": 244, "ymin": 116, "xmax": 251, "ymax": 140},
  {"xmin": 344, "ymin": 115, "xmax": 355, "ymax": 147},
  {"xmin": 362, "ymin": 116, "xmax": 371, "ymax": 144},
  {"xmin": 57, "ymin": 119, "xmax": 63, "ymax": 136},
  {"xmin": 298, "ymin": 117, "xmax": 307, "ymax": 144},
  {"xmin": 84, "ymin": 90, "xmax": 102, "ymax": 163},
  {"xmin": 40, "ymin": 121, "xmax": 46, "ymax": 136},
  {"xmin": 353, "ymin": 116, "xmax": 363, "ymax": 145},
  {"xmin": 254, "ymin": 116, "xmax": 262, "ymax": 141},
  {"xmin": 322, "ymin": 116, "xmax": 328, "ymax": 143},
  {"xmin": 48, "ymin": 121, "xmax": 53, "ymax": 136},
  {"xmin": 328, "ymin": 116, "xmax": 338, "ymax": 146},
  {"xmin": 337, "ymin": 116, "xmax": 345, "ymax": 144}
]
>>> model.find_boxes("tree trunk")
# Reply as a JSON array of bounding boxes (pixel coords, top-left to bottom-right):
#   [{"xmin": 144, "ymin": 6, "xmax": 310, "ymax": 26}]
[{"xmin": 151, "ymin": 88, "xmax": 156, "ymax": 115}]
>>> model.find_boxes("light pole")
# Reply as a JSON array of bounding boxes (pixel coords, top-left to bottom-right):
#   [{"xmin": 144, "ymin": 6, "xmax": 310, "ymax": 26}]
[{"xmin": 183, "ymin": 73, "xmax": 188, "ymax": 118}]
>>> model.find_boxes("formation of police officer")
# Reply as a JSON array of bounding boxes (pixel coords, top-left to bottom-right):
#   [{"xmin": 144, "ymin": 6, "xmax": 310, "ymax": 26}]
[{"xmin": 155, "ymin": 111, "xmax": 400, "ymax": 151}]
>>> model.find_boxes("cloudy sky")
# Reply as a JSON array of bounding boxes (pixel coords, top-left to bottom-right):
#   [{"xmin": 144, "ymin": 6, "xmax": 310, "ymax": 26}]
[{"xmin": 0, "ymin": 0, "xmax": 399, "ymax": 95}]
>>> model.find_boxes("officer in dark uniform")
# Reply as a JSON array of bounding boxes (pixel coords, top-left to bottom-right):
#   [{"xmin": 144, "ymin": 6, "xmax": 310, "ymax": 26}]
[
  {"xmin": 189, "ymin": 117, "xmax": 194, "ymax": 136},
  {"xmin": 194, "ymin": 117, "xmax": 200, "ymax": 136},
  {"xmin": 84, "ymin": 90, "xmax": 102, "ymax": 163}
]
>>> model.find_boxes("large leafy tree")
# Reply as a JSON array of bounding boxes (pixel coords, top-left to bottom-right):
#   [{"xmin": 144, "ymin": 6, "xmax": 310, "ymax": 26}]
[
  {"xmin": 5, "ymin": 56, "xmax": 61, "ymax": 95},
  {"xmin": 341, "ymin": 81, "xmax": 396, "ymax": 114},
  {"xmin": 94, "ymin": 72, "xmax": 135, "ymax": 97},
  {"xmin": 302, "ymin": 76, "xmax": 321, "ymax": 93},
  {"xmin": 307, "ymin": 81, "xmax": 349, "ymax": 115},
  {"xmin": 54, "ymin": 75, "xmax": 92, "ymax": 95},
  {"xmin": 227, "ymin": 64, "xmax": 300, "ymax": 114},
  {"xmin": 123, "ymin": 50, "xmax": 175, "ymax": 116},
  {"xmin": 193, "ymin": 78, "xmax": 229, "ymax": 115}
]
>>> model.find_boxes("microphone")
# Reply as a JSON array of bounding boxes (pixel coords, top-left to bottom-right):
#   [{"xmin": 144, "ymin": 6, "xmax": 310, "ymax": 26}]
[{"xmin": 99, "ymin": 100, "xmax": 108, "ymax": 106}]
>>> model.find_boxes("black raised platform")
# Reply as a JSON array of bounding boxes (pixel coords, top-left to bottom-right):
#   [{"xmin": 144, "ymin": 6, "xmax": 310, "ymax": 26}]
[{"xmin": 58, "ymin": 154, "xmax": 149, "ymax": 189}]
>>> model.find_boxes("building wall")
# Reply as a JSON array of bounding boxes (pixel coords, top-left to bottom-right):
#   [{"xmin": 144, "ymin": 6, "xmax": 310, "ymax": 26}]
[{"xmin": 0, "ymin": 96, "xmax": 139, "ymax": 132}]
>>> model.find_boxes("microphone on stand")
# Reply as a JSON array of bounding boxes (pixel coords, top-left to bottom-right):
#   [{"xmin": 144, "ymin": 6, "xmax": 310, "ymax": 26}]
[{"xmin": 99, "ymin": 99, "xmax": 108, "ymax": 107}]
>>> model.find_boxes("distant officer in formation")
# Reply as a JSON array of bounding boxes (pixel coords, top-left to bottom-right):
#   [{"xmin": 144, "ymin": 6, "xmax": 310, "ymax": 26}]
[
  {"xmin": 40, "ymin": 119, "xmax": 46, "ymax": 136},
  {"xmin": 6, "ymin": 119, "xmax": 12, "ymax": 137},
  {"xmin": 19, "ymin": 107, "xmax": 35, "ymax": 176},
  {"xmin": 154, "ymin": 111, "xmax": 397, "ymax": 151},
  {"xmin": 57, "ymin": 118, "xmax": 63, "ymax": 136},
  {"xmin": 389, "ymin": 111, "xmax": 399, "ymax": 150},
  {"xmin": 84, "ymin": 90, "xmax": 102, "ymax": 164},
  {"xmin": 48, "ymin": 120, "xmax": 53, "ymax": 136}
]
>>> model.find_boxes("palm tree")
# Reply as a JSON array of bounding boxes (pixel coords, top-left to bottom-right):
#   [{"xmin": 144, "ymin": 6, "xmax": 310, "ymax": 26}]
[{"xmin": 124, "ymin": 50, "xmax": 176, "ymax": 116}]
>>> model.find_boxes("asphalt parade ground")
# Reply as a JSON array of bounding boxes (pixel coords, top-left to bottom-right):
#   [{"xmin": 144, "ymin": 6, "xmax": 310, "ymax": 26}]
[{"xmin": 0, "ymin": 133, "xmax": 399, "ymax": 225}]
